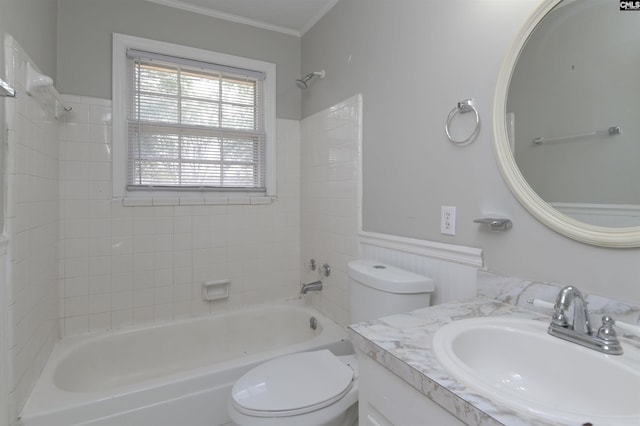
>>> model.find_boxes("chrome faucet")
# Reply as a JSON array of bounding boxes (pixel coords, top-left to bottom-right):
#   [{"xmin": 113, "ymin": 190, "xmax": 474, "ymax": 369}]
[
  {"xmin": 551, "ymin": 285, "xmax": 591, "ymax": 334},
  {"xmin": 548, "ymin": 285, "xmax": 623, "ymax": 355},
  {"xmin": 301, "ymin": 280, "xmax": 323, "ymax": 294}
]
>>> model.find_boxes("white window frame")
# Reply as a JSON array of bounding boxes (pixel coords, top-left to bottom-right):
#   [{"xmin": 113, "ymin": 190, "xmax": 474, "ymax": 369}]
[{"xmin": 112, "ymin": 33, "xmax": 276, "ymax": 202}]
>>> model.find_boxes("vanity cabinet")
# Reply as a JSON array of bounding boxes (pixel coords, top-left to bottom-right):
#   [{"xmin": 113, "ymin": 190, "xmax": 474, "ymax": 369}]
[{"xmin": 357, "ymin": 351, "xmax": 465, "ymax": 426}]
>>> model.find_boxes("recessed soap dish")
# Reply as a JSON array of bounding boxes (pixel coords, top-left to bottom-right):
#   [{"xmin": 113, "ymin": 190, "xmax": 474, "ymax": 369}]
[{"xmin": 201, "ymin": 279, "xmax": 230, "ymax": 301}]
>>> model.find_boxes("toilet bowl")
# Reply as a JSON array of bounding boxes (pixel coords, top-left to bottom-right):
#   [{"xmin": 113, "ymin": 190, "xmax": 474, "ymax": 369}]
[{"xmin": 227, "ymin": 260, "xmax": 434, "ymax": 425}]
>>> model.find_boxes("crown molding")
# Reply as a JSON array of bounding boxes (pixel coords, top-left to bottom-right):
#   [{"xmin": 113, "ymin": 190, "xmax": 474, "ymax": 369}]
[
  {"xmin": 144, "ymin": 0, "xmax": 302, "ymax": 37},
  {"xmin": 300, "ymin": 0, "xmax": 339, "ymax": 36}
]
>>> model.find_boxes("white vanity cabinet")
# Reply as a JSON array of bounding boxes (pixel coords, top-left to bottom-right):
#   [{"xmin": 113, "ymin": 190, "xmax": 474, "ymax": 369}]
[{"xmin": 357, "ymin": 351, "xmax": 465, "ymax": 426}]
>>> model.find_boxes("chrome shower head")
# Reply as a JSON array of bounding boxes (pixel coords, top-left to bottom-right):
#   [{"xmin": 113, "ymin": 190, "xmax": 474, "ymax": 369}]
[
  {"xmin": 296, "ymin": 70, "xmax": 325, "ymax": 89},
  {"xmin": 296, "ymin": 78, "xmax": 310, "ymax": 90}
]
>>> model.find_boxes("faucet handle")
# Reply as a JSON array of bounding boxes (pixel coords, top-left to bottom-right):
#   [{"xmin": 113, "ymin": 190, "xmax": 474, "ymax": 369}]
[
  {"xmin": 597, "ymin": 315, "xmax": 618, "ymax": 341},
  {"xmin": 306, "ymin": 258, "xmax": 316, "ymax": 271},
  {"xmin": 551, "ymin": 309, "xmax": 569, "ymax": 327},
  {"xmin": 320, "ymin": 263, "xmax": 331, "ymax": 277}
]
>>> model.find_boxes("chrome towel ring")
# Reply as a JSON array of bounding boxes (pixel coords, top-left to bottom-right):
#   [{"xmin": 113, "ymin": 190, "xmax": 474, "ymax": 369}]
[{"xmin": 445, "ymin": 98, "xmax": 480, "ymax": 145}]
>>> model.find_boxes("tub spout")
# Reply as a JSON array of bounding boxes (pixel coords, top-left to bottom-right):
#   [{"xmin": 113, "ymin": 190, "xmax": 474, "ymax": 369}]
[{"xmin": 301, "ymin": 281, "xmax": 323, "ymax": 294}]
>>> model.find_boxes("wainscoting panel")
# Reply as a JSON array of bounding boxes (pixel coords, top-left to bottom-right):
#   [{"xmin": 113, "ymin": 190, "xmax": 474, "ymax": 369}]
[{"xmin": 358, "ymin": 232, "xmax": 483, "ymax": 305}]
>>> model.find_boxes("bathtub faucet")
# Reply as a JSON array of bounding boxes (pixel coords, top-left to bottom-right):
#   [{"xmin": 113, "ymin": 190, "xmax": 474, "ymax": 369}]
[{"xmin": 301, "ymin": 280, "xmax": 323, "ymax": 294}]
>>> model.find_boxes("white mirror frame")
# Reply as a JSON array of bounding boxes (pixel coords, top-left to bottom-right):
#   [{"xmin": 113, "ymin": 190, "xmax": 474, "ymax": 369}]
[{"xmin": 493, "ymin": 0, "xmax": 640, "ymax": 248}]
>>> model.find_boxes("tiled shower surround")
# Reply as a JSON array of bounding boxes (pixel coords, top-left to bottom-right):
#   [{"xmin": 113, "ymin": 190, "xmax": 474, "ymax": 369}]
[
  {"xmin": 4, "ymin": 37, "xmax": 60, "ymax": 423},
  {"xmin": 59, "ymin": 96, "xmax": 302, "ymax": 335},
  {"xmin": 300, "ymin": 95, "xmax": 362, "ymax": 327}
]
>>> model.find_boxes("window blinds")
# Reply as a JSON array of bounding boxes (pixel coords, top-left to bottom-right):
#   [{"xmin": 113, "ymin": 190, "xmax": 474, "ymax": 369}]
[{"xmin": 126, "ymin": 49, "xmax": 266, "ymax": 191}]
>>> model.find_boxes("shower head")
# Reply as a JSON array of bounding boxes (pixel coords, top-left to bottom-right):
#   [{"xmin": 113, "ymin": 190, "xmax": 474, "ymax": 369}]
[
  {"xmin": 295, "ymin": 78, "xmax": 309, "ymax": 90},
  {"xmin": 296, "ymin": 70, "xmax": 325, "ymax": 89}
]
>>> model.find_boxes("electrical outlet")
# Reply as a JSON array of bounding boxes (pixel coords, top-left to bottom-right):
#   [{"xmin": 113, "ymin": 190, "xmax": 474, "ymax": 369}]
[{"xmin": 441, "ymin": 206, "xmax": 456, "ymax": 236}]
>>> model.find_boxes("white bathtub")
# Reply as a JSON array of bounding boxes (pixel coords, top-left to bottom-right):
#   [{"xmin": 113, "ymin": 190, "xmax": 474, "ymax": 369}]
[{"xmin": 20, "ymin": 302, "xmax": 351, "ymax": 426}]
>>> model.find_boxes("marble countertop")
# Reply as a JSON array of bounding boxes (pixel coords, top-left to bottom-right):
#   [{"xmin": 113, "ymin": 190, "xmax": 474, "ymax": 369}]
[{"xmin": 348, "ymin": 296, "xmax": 640, "ymax": 426}]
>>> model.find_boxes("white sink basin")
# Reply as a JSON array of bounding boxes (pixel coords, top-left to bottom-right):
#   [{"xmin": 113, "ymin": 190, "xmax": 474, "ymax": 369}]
[{"xmin": 432, "ymin": 317, "xmax": 640, "ymax": 425}]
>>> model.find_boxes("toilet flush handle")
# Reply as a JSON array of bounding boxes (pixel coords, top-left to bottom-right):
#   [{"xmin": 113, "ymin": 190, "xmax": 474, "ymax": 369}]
[{"xmin": 321, "ymin": 264, "xmax": 331, "ymax": 277}]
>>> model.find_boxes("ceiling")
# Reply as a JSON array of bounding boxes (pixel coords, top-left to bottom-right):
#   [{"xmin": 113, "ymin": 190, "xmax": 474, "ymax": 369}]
[{"xmin": 145, "ymin": 0, "xmax": 339, "ymax": 36}]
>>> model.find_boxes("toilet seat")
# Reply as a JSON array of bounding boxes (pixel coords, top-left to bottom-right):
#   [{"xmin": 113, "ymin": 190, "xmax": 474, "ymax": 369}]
[{"xmin": 231, "ymin": 350, "xmax": 354, "ymax": 417}]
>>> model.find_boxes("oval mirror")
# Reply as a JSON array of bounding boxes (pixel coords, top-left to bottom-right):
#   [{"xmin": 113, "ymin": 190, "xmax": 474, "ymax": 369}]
[{"xmin": 493, "ymin": 0, "xmax": 640, "ymax": 247}]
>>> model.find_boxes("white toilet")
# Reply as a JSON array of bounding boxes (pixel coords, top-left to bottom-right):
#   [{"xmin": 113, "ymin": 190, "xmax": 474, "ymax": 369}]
[{"xmin": 227, "ymin": 259, "xmax": 434, "ymax": 426}]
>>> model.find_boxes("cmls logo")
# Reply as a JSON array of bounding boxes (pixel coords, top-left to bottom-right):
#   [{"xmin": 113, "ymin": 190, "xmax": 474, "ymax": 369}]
[{"xmin": 620, "ymin": 0, "xmax": 640, "ymax": 10}]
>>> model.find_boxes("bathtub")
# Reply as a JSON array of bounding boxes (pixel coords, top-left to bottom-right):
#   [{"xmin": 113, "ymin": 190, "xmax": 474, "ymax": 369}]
[{"xmin": 19, "ymin": 302, "xmax": 351, "ymax": 426}]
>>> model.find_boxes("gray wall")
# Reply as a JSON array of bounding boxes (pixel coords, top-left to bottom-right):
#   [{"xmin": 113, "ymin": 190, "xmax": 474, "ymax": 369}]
[
  {"xmin": 56, "ymin": 0, "xmax": 301, "ymax": 119},
  {"xmin": 302, "ymin": 0, "xmax": 640, "ymax": 305},
  {"xmin": 2, "ymin": 0, "xmax": 58, "ymax": 78}
]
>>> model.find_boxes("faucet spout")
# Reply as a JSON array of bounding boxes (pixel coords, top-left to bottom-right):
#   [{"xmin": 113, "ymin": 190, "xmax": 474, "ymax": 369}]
[
  {"xmin": 552, "ymin": 285, "xmax": 591, "ymax": 335},
  {"xmin": 301, "ymin": 280, "xmax": 323, "ymax": 294}
]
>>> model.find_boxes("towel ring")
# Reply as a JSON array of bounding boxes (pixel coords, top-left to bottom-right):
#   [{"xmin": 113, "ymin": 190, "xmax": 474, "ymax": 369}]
[{"xmin": 445, "ymin": 98, "xmax": 480, "ymax": 145}]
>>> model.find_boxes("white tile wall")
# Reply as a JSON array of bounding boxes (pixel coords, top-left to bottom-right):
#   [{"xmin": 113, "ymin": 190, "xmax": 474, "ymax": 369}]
[
  {"xmin": 300, "ymin": 95, "xmax": 362, "ymax": 327},
  {"xmin": 0, "ymin": 239, "xmax": 9, "ymax": 426},
  {"xmin": 4, "ymin": 38, "xmax": 60, "ymax": 423},
  {"xmin": 59, "ymin": 96, "xmax": 301, "ymax": 335}
]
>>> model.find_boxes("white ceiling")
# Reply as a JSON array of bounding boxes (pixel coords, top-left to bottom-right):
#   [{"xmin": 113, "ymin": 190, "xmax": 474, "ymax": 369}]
[{"xmin": 145, "ymin": 0, "xmax": 339, "ymax": 36}]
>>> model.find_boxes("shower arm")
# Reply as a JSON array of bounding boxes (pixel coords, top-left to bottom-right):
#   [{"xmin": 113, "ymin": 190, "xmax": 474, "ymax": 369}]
[{"xmin": 306, "ymin": 70, "xmax": 325, "ymax": 79}]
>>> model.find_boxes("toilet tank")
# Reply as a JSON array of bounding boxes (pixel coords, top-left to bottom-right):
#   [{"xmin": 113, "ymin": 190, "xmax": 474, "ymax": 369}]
[{"xmin": 348, "ymin": 259, "xmax": 434, "ymax": 324}]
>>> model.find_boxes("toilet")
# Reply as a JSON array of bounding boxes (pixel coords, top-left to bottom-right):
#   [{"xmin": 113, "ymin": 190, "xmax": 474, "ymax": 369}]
[{"xmin": 227, "ymin": 259, "xmax": 434, "ymax": 426}]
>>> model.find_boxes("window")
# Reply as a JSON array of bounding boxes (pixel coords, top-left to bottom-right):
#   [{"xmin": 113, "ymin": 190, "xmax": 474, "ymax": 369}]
[{"xmin": 113, "ymin": 34, "xmax": 276, "ymax": 201}]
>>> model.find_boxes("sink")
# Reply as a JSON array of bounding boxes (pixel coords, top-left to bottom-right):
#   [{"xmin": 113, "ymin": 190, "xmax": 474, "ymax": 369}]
[{"xmin": 432, "ymin": 316, "xmax": 640, "ymax": 425}]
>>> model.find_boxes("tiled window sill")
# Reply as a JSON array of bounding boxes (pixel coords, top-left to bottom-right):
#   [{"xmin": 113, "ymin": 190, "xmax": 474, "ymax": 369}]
[{"xmin": 119, "ymin": 196, "xmax": 275, "ymax": 207}]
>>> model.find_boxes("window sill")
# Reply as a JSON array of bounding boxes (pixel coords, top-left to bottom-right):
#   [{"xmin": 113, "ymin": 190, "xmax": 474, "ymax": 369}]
[{"xmin": 119, "ymin": 195, "xmax": 275, "ymax": 207}]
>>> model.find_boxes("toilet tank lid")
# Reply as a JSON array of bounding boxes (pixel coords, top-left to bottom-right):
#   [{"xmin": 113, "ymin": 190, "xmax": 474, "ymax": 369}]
[{"xmin": 347, "ymin": 260, "xmax": 434, "ymax": 294}]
